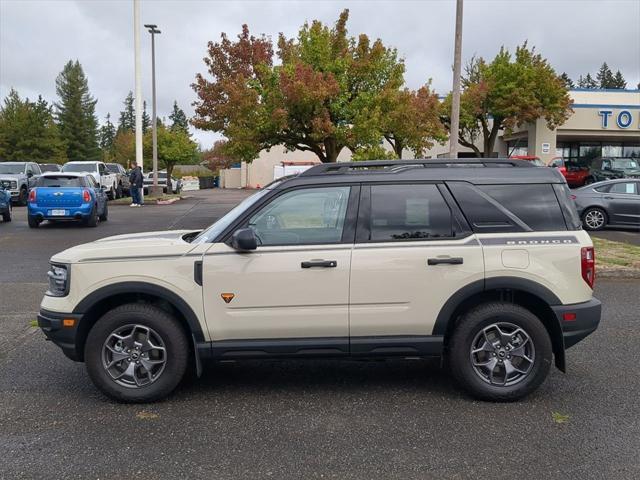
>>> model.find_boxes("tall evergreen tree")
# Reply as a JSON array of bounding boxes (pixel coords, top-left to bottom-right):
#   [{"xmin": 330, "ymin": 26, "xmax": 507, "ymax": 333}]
[
  {"xmin": 142, "ymin": 100, "xmax": 151, "ymax": 134},
  {"xmin": 612, "ymin": 70, "xmax": 627, "ymax": 89},
  {"xmin": 0, "ymin": 89, "xmax": 66, "ymax": 162},
  {"xmin": 99, "ymin": 113, "xmax": 116, "ymax": 161},
  {"xmin": 169, "ymin": 100, "xmax": 189, "ymax": 134},
  {"xmin": 578, "ymin": 73, "xmax": 597, "ymax": 88},
  {"xmin": 118, "ymin": 91, "xmax": 135, "ymax": 132},
  {"xmin": 559, "ymin": 72, "xmax": 574, "ymax": 89},
  {"xmin": 596, "ymin": 62, "xmax": 615, "ymax": 88},
  {"xmin": 54, "ymin": 60, "xmax": 100, "ymax": 161}
]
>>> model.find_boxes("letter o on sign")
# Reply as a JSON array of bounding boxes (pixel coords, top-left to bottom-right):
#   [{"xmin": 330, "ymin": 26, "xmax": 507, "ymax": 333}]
[{"xmin": 616, "ymin": 110, "xmax": 633, "ymax": 129}]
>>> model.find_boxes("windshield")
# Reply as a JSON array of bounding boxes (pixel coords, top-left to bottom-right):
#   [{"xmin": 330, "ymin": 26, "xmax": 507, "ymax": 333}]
[
  {"xmin": 191, "ymin": 187, "xmax": 275, "ymax": 244},
  {"xmin": 62, "ymin": 163, "xmax": 97, "ymax": 173},
  {"xmin": 106, "ymin": 164, "xmax": 120, "ymax": 173},
  {"xmin": 0, "ymin": 164, "xmax": 26, "ymax": 174},
  {"xmin": 611, "ymin": 158, "xmax": 639, "ymax": 170},
  {"xmin": 37, "ymin": 175, "xmax": 84, "ymax": 187},
  {"xmin": 39, "ymin": 164, "xmax": 61, "ymax": 172}
]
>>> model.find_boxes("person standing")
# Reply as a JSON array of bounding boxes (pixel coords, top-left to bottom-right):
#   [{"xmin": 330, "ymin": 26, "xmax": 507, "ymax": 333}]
[{"xmin": 129, "ymin": 162, "xmax": 144, "ymax": 207}]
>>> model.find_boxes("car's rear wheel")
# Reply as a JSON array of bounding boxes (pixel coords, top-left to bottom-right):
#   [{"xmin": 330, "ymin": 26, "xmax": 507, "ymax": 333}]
[
  {"xmin": 84, "ymin": 304, "xmax": 189, "ymax": 403},
  {"xmin": 2, "ymin": 206, "xmax": 11, "ymax": 222},
  {"xmin": 448, "ymin": 302, "xmax": 552, "ymax": 402},
  {"xmin": 85, "ymin": 205, "xmax": 98, "ymax": 227},
  {"xmin": 27, "ymin": 214, "xmax": 39, "ymax": 228},
  {"xmin": 582, "ymin": 207, "xmax": 607, "ymax": 231},
  {"xmin": 584, "ymin": 176, "xmax": 595, "ymax": 185},
  {"xmin": 116, "ymin": 183, "xmax": 123, "ymax": 199}
]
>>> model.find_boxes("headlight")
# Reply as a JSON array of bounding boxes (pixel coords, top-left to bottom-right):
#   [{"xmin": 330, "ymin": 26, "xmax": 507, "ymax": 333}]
[{"xmin": 46, "ymin": 264, "xmax": 70, "ymax": 297}]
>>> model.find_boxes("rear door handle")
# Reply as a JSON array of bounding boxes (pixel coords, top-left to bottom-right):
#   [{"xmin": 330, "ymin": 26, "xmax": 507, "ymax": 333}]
[
  {"xmin": 603, "ymin": 196, "xmax": 614, "ymax": 199},
  {"xmin": 428, "ymin": 257, "xmax": 463, "ymax": 266},
  {"xmin": 301, "ymin": 260, "xmax": 337, "ymax": 268}
]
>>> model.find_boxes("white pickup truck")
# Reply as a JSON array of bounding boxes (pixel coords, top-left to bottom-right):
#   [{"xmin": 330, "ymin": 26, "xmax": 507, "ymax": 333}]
[{"xmin": 61, "ymin": 161, "xmax": 119, "ymax": 200}]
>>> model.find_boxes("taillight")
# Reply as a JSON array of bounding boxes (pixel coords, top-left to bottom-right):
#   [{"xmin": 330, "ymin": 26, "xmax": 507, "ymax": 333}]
[
  {"xmin": 82, "ymin": 189, "xmax": 91, "ymax": 202},
  {"xmin": 581, "ymin": 246, "xmax": 595, "ymax": 289},
  {"xmin": 28, "ymin": 189, "xmax": 36, "ymax": 203}
]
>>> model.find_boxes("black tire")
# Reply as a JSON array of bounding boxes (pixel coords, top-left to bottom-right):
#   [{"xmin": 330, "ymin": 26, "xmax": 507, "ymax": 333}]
[
  {"xmin": 2, "ymin": 206, "xmax": 11, "ymax": 222},
  {"xmin": 99, "ymin": 202, "xmax": 108, "ymax": 221},
  {"xmin": 448, "ymin": 302, "xmax": 552, "ymax": 402},
  {"xmin": 18, "ymin": 187, "xmax": 28, "ymax": 206},
  {"xmin": 583, "ymin": 176, "xmax": 595, "ymax": 185},
  {"xmin": 27, "ymin": 214, "xmax": 39, "ymax": 228},
  {"xmin": 84, "ymin": 303, "xmax": 189, "ymax": 403},
  {"xmin": 582, "ymin": 207, "xmax": 607, "ymax": 231},
  {"xmin": 108, "ymin": 186, "xmax": 116, "ymax": 200},
  {"xmin": 85, "ymin": 205, "xmax": 98, "ymax": 227},
  {"xmin": 116, "ymin": 183, "xmax": 123, "ymax": 199}
]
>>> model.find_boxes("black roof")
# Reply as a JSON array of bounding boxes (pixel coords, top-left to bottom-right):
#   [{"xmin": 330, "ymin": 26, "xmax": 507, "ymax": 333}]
[{"xmin": 276, "ymin": 158, "xmax": 566, "ymax": 188}]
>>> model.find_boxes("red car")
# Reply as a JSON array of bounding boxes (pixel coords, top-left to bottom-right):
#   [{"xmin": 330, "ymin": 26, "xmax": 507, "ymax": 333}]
[{"xmin": 548, "ymin": 157, "xmax": 592, "ymax": 187}]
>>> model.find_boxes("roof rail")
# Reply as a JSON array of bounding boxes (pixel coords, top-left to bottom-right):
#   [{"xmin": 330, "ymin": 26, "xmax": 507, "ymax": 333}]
[{"xmin": 298, "ymin": 158, "xmax": 535, "ymax": 177}]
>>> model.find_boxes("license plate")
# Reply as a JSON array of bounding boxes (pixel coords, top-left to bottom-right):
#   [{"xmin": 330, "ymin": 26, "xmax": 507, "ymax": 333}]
[{"xmin": 50, "ymin": 209, "xmax": 67, "ymax": 216}]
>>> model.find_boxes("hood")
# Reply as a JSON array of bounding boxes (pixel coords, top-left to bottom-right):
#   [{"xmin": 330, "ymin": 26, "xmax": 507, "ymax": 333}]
[
  {"xmin": 623, "ymin": 169, "xmax": 640, "ymax": 177},
  {"xmin": 51, "ymin": 229, "xmax": 202, "ymax": 264},
  {"xmin": 0, "ymin": 173, "xmax": 25, "ymax": 181}
]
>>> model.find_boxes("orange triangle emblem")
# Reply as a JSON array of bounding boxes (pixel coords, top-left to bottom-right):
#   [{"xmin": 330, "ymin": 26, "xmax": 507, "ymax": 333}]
[{"xmin": 221, "ymin": 293, "xmax": 235, "ymax": 304}]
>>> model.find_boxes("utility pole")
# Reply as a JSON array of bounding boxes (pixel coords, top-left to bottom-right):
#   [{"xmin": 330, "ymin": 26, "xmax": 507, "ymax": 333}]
[
  {"xmin": 449, "ymin": 0, "xmax": 464, "ymax": 158},
  {"xmin": 133, "ymin": 0, "xmax": 143, "ymax": 177},
  {"xmin": 144, "ymin": 24, "xmax": 162, "ymax": 196}
]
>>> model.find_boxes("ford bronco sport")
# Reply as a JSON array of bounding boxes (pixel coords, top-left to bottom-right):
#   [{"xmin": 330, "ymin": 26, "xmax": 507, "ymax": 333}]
[{"xmin": 38, "ymin": 159, "xmax": 601, "ymax": 403}]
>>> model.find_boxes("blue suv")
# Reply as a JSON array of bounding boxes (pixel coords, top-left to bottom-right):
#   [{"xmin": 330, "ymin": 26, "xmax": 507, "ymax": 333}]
[{"xmin": 27, "ymin": 173, "xmax": 108, "ymax": 228}]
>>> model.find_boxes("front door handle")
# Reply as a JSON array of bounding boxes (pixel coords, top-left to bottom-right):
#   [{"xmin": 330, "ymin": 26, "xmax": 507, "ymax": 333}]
[
  {"xmin": 301, "ymin": 260, "xmax": 337, "ymax": 268},
  {"xmin": 428, "ymin": 257, "xmax": 463, "ymax": 266},
  {"xmin": 603, "ymin": 196, "xmax": 614, "ymax": 199}
]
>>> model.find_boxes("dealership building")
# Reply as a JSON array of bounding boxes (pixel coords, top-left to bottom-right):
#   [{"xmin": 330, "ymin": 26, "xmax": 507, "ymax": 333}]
[{"xmin": 219, "ymin": 88, "xmax": 640, "ymax": 188}]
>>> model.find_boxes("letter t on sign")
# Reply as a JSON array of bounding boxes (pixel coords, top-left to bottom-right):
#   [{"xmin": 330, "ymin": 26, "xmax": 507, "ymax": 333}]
[{"xmin": 598, "ymin": 110, "xmax": 613, "ymax": 128}]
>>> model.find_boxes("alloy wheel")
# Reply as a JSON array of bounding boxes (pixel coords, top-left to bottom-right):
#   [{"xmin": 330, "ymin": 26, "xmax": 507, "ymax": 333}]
[
  {"xmin": 584, "ymin": 209, "xmax": 605, "ymax": 229},
  {"xmin": 470, "ymin": 322, "xmax": 535, "ymax": 387},
  {"xmin": 102, "ymin": 324, "xmax": 167, "ymax": 388}
]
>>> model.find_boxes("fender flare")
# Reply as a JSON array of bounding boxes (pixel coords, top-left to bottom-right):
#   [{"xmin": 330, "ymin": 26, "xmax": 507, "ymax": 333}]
[{"xmin": 73, "ymin": 281, "xmax": 205, "ymax": 342}]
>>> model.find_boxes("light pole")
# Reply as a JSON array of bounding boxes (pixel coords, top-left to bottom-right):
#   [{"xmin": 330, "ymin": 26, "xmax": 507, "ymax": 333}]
[
  {"xmin": 144, "ymin": 23, "xmax": 162, "ymax": 196},
  {"xmin": 133, "ymin": 0, "xmax": 143, "ymax": 175},
  {"xmin": 449, "ymin": 0, "xmax": 464, "ymax": 158}
]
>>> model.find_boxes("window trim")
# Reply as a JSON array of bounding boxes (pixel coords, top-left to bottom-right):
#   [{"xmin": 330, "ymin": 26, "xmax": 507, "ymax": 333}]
[
  {"xmin": 220, "ymin": 184, "xmax": 361, "ymax": 247},
  {"xmin": 355, "ymin": 182, "xmax": 468, "ymax": 244}
]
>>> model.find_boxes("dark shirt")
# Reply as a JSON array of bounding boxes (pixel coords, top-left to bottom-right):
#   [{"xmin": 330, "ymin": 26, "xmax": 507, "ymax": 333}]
[{"xmin": 129, "ymin": 167, "xmax": 143, "ymax": 188}]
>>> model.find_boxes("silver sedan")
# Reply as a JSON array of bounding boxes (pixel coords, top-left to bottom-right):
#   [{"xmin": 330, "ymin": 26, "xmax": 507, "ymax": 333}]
[{"xmin": 572, "ymin": 179, "xmax": 640, "ymax": 231}]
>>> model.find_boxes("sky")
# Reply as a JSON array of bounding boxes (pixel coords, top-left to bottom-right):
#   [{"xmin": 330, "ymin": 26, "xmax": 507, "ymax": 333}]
[{"xmin": 1, "ymin": 0, "xmax": 639, "ymax": 148}]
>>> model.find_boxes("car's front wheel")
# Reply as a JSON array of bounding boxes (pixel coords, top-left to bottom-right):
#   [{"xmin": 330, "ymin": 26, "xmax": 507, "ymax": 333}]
[
  {"xmin": 2, "ymin": 205, "xmax": 11, "ymax": 222},
  {"xmin": 85, "ymin": 304, "xmax": 189, "ymax": 403},
  {"xmin": 582, "ymin": 207, "xmax": 607, "ymax": 231},
  {"xmin": 448, "ymin": 302, "xmax": 552, "ymax": 402},
  {"xmin": 18, "ymin": 187, "xmax": 28, "ymax": 206}
]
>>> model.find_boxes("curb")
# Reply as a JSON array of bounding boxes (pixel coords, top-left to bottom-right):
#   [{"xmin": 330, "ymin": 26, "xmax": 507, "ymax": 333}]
[
  {"xmin": 156, "ymin": 197, "xmax": 181, "ymax": 205},
  {"xmin": 598, "ymin": 267, "xmax": 640, "ymax": 280}
]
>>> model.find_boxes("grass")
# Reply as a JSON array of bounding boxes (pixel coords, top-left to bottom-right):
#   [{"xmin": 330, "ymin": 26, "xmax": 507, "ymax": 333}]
[
  {"xmin": 110, "ymin": 193, "xmax": 181, "ymax": 205},
  {"xmin": 592, "ymin": 237, "xmax": 640, "ymax": 269}
]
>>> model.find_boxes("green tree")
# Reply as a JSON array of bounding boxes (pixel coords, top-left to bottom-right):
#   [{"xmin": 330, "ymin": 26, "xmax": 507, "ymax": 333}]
[
  {"xmin": 440, "ymin": 44, "xmax": 573, "ymax": 157},
  {"xmin": 169, "ymin": 100, "xmax": 189, "ymax": 133},
  {"xmin": 612, "ymin": 70, "xmax": 627, "ymax": 89},
  {"xmin": 0, "ymin": 89, "xmax": 66, "ymax": 162},
  {"xmin": 201, "ymin": 139, "xmax": 239, "ymax": 172},
  {"xmin": 142, "ymin": 101, "xmax": 151, "ymax": 134},
  {"xmin": 559, "ymin": 72, "xmax": 574, "ymax": 89},
  {"xmin": 143, "ymin": 124, "xmax": 199, "ymax": 190},
  {"xmin": 111, "ymin": 129, "xmax": 135, "ymax": 166},
  {"xmin": 596, "ymin": 62, "xmax": 615, "ymax": 88},
  {"xmin": 54, "ymin": 60, "xmax": 100, "ymax": 161},
  {"xmin": 118, "ymin": 91, "xmax": 135, "ymax": 132},
  {"xmin": 193, "ymin": 10, "xmax": 424, "ymax": 163},
  {"xmin": 577, "ymin": 73, "xmax": 597, "ymax": 88},
  {"xmin": 99, "ymin": 113, "xmax": 116, "ymax": 161}
]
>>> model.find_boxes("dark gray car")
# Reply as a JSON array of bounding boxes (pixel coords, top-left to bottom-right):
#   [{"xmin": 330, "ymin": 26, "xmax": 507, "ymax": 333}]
[{"xmin": 573, "ymin": 179, "xmax": 640, "ymax": 230}]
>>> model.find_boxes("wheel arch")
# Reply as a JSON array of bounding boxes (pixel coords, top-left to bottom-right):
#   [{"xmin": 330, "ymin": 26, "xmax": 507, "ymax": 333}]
[
  {"xmin": 72, "ymin": 281, "xmax": 205, "ymax": 361},
  {"xmin": 434, "ymin": 278, "xmax": 566, "ymax": 372}
]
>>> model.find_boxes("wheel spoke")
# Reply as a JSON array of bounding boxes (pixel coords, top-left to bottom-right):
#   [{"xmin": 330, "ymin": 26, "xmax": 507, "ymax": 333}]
[{"xmin": 472, "ymin": 340, "xmax": 494, "ymax": 355}]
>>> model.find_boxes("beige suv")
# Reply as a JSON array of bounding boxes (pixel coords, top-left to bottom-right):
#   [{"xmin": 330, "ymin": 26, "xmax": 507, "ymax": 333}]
[{"xmin": 38, "ymin": 159, "xmax": 601, "ymax": 403}]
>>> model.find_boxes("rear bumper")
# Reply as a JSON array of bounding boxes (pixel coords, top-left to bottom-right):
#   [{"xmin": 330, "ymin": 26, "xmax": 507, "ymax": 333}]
[
  {"xmin": 552, "ymin": 298, "xmax": 601, "ymax": 349},
  {"xmin": 28, "ymin": 205, "xmax": 92, "ymax": 220},
  {"xmin": 37, "ymin": 309, "xmax": 83, "ymax": 361}
]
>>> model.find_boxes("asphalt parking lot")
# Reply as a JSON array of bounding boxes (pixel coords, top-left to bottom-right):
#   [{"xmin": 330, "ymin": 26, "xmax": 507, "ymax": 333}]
[{"xmin": 1, "ymin": 189, "xmax": 639, "ymax": 479}]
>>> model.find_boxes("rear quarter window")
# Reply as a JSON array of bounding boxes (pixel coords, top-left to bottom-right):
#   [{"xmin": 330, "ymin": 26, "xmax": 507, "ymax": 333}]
[
  {"xmin": 37, "ymin": 176, "xmax": 83, "ymax": 187},
  {"xmin": 448, "ymin": 182, "xmax": 569, "ymax": 232}
]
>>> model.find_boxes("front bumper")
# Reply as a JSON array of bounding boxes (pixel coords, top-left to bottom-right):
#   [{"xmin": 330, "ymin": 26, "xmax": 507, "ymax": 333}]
[
  {"xmin": 552, "ymin": 297, "xmax": 601, "ymax": 349},
  {"xmin": 37, "ymin": 309, "xmax": 83, "ymax": 361}
]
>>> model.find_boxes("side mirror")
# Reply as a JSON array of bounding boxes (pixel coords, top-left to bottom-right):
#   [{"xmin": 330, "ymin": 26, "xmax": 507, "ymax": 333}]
[
  {"xmin": 231, "ymin": 228, "xmax": 257, "ymax": 251},
  {"xmin": 27, "ymin": 172, "xmax": 33, "ymax": 178}
]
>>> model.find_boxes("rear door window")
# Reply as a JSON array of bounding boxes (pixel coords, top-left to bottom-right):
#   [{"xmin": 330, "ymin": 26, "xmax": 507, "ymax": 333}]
[
  {"xmin": 609, "ymin": 182, "xmax": 638, "ymax": 194},
  {"xmin": 366, "ymin": 184, "xmax": 453, "ymax": 241}
]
